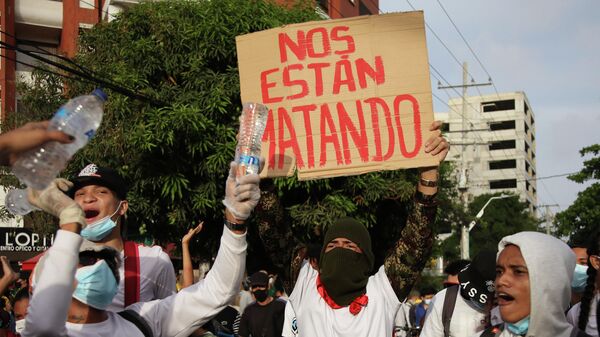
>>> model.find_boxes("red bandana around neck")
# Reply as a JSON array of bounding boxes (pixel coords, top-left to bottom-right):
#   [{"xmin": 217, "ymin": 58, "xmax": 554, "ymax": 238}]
[{"xmin": 316, "ymin": 275, "xmax": 368, "ymax": 315}]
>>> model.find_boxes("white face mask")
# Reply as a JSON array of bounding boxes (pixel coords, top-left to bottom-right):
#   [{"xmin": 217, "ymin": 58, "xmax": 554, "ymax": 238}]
[
  {"xmin": 15, "ymin": 318, "xmax": 26, "ymax": 334},
  {"xmin": 423, "ymin": 298, "xmax": 432, "ymax": 305}
]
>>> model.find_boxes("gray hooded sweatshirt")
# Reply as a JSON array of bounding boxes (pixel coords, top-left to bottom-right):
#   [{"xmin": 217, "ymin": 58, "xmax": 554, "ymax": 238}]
[{"xmin": 475, "ymin": 231, "xmax": 576, "ymax": 337}]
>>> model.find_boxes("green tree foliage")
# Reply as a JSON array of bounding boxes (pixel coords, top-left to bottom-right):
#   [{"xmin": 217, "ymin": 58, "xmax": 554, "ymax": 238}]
[
  {"xmin": 4, "ymin": 0, "xmax": 456, "ymax": 267},
  {"xmin": 555, "ymin": 144, "xmax": 600, "ymax": 243},
  {"xmin": 467, "ymin": 193, "xmax": 539, "ymax": 257},
  {"xmin": 4, "ymin": 0, "xmax": 319, "ymax": 257},
  {"xmin": 436, "ymin": 192, "xmax": 538, "ymax": 260}
]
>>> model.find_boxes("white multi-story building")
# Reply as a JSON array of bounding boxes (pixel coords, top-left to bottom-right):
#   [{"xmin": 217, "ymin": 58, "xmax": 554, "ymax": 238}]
[{"xmin": 435, "ymin": 92, "xmax": 537, "ymax": 214}]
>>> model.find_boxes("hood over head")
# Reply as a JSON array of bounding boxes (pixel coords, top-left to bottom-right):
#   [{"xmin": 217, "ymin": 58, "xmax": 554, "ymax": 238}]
[{"xmin": 498, "ymin": 231, "xmax": 575, "ymax": 337}]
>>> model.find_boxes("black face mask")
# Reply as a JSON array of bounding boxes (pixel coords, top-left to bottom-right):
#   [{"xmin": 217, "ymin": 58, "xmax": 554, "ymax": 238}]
[
  {"xmin": 253, "ymin": 289, "xmax": 268, "ymax": 302},
  {"xmin": 319, "ymin": 247, "xmax": 371, "ymax": 306}
]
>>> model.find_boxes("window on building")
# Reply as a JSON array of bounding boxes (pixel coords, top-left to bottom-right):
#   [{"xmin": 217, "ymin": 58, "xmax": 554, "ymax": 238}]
[
  {"xmin": 489, "ymin": 179, "xmax": 517, "ymax": 189},
  {"xmin": 490, "ymin": 120, "xmax": 516, "ymax": 131},
  {"xmin": 525, "ymin": 161, "xmax": 530, "ymax": 174},
  {"xmin": 489, "ymin": 159, "xmax": 517, "ymax": 170},
  {"xmin": 482, "ymin": 99, "xmax": 515, "ymax": 112},
  {"xmin": 524, "ymin": 121, "xmax": 529, "ymax": 134},
  {"xmin": 525, "ymin": 142, "xmax": 530, "ymax": 154},
  {"xmin": 526, "ymin": 180, "xmax": 530, "ymax": 191},
  {"xmin": 318, "ymin": 0, "xmax": 328, "ymax": 12},
  {"xmin": 359, "ymin": 1, "xmax": 372, "ymax": 15},
  {"xmin": 531, "ymin": 134, "xmax": 535, "ymax": 143},
  {"xmin": 525, "ymin": 102, "xmax": 530, "ymax": 115},
  {"xmin": 489, "ymin": 140, "xmax": 516, "ymax": 151}
]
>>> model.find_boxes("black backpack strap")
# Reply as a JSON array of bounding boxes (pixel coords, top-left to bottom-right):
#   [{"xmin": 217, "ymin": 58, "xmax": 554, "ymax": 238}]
[
  {"xmin": 442, "ymin": 285, "xmax": 459, "ymax": 337},
  {"xmin": 118, "ymin": 309, "xmax": 154, "ymax": 337}
]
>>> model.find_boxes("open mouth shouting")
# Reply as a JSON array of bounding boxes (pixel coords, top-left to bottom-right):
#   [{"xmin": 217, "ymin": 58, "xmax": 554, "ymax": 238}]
[
  {"xmin": 496, "ymin": 291, "xmax": 515, "ymax": 306},
  {"xmin": 84, "ymin": 209, "xmax": 101, "ymax": 223}
]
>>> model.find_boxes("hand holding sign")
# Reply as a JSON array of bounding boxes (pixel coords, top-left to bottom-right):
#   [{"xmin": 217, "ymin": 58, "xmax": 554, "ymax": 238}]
[{"xmin": 424, "ymin": 121, "xmax": 450, "ymax": 163}]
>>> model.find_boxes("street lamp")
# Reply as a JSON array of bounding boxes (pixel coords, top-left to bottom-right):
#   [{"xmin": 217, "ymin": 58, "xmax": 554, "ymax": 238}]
[{"xmin": 460, "ymin": 194, "xmax": 512, "ymax": 259}]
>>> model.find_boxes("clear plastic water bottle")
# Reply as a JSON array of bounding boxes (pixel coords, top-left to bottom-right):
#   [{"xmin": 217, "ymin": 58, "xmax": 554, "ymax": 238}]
[
  {"xmin": 5, "ymin": 88, "xmax": 107, "ymax": 215},
  {"xmin": 4, "ymin": 188, "xmax": 39, "ymax": 216},
  {"xmin": 235, "ymin": 102, "xmax": 269, "ymax": 176}
]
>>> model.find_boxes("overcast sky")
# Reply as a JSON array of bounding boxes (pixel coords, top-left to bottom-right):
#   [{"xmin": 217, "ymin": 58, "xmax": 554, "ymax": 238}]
[{"xmin": 379, "ymin": 0, "xmax": 600, "ymax": 215}]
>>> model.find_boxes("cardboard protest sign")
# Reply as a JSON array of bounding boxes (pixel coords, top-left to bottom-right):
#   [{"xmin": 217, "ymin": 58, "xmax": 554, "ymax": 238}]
[{"xmin": 236, "ymin": 11, "xmax": 437, "ymax": 180}]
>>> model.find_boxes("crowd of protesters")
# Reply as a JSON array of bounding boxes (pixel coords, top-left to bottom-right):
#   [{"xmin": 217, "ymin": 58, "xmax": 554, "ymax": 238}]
[{"xmin": 0, "ymin": 119, "xmax": 598, "ymax": 337}]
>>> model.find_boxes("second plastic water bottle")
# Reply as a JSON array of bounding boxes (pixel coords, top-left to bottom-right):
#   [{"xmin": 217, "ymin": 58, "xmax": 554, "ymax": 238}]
[{"xmin": 235, "ymin": 102, "xmax": 269, "ymax": 176}]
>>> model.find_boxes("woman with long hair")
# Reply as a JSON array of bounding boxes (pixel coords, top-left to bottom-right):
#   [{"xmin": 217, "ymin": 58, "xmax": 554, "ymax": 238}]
[{"xmin": 567, "ymin": 232, "xmax": 600, "ymax": 336}]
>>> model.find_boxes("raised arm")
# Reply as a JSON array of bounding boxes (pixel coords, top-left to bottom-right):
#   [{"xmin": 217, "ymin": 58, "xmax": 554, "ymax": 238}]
[
  {"xmin": 136, "ymin": 222, "xmax": 248, "ymax": 337},
  {"xmin": 181, "ymin": 222, "xmax": 204, "ymax": 289},
  {"xmin": 0, "ymin": 257, "xmax": 19, "ymax": 296},
  {"xmin": 23, "ymin": 179, "xmax": 86, "ymax": 337},
  {"xmin": 133, "ymin": 162, "xmax": 259, "ymax": 336},
  {"xmin": 384, "ymin": 121, "xmax": 449, "ymax": 300}
]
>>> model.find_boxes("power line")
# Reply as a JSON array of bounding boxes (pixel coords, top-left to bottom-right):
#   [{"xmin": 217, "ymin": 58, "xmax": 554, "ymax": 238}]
[
  {"xmin": 404, "ymin": 0, "xmax": 483, "ymax": 89},
  {"xmin": 435, "ymin": 0, "xmax": 500, "ymax": 98},
  {"xmin": 0, "ymin": 30, "xmax": 165, "ymax": 106}
]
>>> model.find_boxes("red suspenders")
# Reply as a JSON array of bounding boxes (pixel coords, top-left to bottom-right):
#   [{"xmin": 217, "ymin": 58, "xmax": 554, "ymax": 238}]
[{"xmin": 123, "ymin": 240, "xmax": 140, "ymax": 307}]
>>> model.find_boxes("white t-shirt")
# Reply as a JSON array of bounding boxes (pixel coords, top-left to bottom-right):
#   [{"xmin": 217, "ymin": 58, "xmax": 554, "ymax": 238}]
[
  {"xmin": 282, "ymin": 301, "xmax": 299, "ymax": 337},
  {"xmin": 288, "ymin": 260, "xmax": 400, "ymax": 337},
  {"xmin": 106, "ymin": 244, "xmax": 177, "ymax": 311},
  {"xmin": 567, "ymin": 293, "xmax": 599, "ymax": 336},
  {"xmin": 420, "ymin": 287, "xmax": 487, "ymax": 337},
  {"xmin": 23, "ymin": 228, "xmax": 247, "ymax": 337},
  {"xmin": 65, "ymin": 313, "xmax": 145, "ymax": 337}
]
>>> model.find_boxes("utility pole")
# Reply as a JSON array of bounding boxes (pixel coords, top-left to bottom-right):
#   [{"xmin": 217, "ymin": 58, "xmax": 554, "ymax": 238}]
[
  {"xmin": 438, "ymin": 62, "xmax": 492, "ymax": 260},
  {"xmin": 539, "ymin": 204, "xmax": 559, "ymax": 235}
]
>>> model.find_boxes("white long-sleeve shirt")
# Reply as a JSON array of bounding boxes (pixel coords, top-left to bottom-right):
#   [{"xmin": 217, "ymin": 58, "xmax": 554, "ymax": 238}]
[{"xmin": 24, "ymin": 228, "xmax": 247, "ymax": 337}]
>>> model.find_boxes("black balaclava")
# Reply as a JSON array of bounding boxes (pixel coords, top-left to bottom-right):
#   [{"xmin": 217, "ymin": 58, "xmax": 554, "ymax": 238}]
[{"xmin": 319, "ymin": 217, "xmax": 375, "ymax": 306}]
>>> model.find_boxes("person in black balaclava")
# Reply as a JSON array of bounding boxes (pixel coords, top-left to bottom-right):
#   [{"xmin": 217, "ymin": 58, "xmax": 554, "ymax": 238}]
[
  {"xmin": 319, "ymin": 217, "xmax": 375, "ymax": 308},
  {"xmin": 238, "ymin": 271, "xmax": 286, "ymax": 337},
  {"xmin": 273, "ymin": 121, "xmax": 449, "ymax": 337}
]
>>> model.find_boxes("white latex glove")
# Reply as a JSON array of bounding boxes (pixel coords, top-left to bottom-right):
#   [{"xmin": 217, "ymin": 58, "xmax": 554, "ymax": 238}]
[
  {"xmin": 222, "ymin": 162, "xmax": 261, "ymax": 220},
  {"xmin": 27, "ymin": 178, "xmax": 86, "ymax": 226}
]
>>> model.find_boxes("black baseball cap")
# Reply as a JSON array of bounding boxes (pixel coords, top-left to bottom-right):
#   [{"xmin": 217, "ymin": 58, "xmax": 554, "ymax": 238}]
[
  {"xmin": 458, "ymin": 250, "xmax": 497, "ymax": 306},
  {"xmin": 249, "ymin": 271, "xmax": 269, "ymax": 287},
  {"xmin": 68, "ymin": 163, "xmax": 128, "ymax": 200}
]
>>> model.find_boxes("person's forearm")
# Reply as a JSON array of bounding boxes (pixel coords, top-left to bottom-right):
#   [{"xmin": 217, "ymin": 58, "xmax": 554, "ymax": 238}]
[
  {"xmin": 384, "ymin": 167, "xmax": 439, "ymax": 300},
  {"xmin": 182, "ymin": 243, "xmax": 194, "ymax": 288},
  {"xmin": 147, "ymin": 225, "xmax": 247, "ymax": 337},
  {"xmin": 23, "ymin": 230, "xmax": 81, "ymax": 337},
  {"xmin": 0, "ymin": 277, "xmax": 13, "ymax": 296}
]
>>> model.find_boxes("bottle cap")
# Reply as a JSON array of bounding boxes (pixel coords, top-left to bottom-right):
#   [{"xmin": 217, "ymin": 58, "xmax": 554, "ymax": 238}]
[{"xmin": 92, "ymin": 88, "xmax": 108, "ymax": 102}]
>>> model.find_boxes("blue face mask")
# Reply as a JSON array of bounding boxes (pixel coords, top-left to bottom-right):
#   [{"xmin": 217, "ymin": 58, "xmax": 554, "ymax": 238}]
[
  {"xmin": 80, "ymin": 202, "xmax": 122, "ymax": 241},
  {"xmin": 73, "ymin": 259, "xmax": 118, "ymax": 310},
  {"xmin": 507, "ymin": 316, "xmax": 530, "ymax": 335},
  {"xmin": 571, "ymin": 264, "xmax": 589, "ymax": 293}
]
